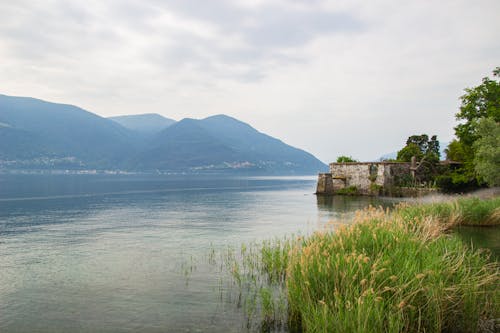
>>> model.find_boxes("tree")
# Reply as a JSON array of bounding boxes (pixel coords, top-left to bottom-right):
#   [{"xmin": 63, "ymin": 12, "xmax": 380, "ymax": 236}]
[
  {"xmin": 473, "ymin": 118, "xmax": 500, "ymax": 186},
  {"xmin": 396, "ymin": 134, "xmax": 440, "ymax": 184},
  {"xmin": 397, "ymin": 134, "xmax": 440, "ymax": 162},
  {"xmin": 397, "ymin": 143, "xmax": 423, "ymax": 162},
  {"xmin": 445, "ymin": 140, "xmax": 467, "ymax": 162},
  {"xmin": 447, "ymin": 67, "xmax": 500, "ymax": 185},
  {"xmin": 455, "ymin": 67, "xmax": 500, "ymax": 148},
  {"xmin": 439, "ymin": 67, "xmax": 500, "ymax": 191}
]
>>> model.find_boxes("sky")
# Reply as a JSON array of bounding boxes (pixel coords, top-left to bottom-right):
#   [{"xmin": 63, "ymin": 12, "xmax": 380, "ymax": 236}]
[{"xmin": 0, "ymin": 0, "xmax": 499, "ymax": 163}]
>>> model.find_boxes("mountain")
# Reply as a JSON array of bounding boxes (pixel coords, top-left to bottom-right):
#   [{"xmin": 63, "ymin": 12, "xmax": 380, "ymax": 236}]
[
  {"xmin": 0, "ymin": 125, "xmax": 51, "ymax": 159},
  {"xmin": 0, "ymin": 94, "xmax": 327, "ymax": 174},
  {"xmin": 109, "ymin": 114, "xmax": 175, "ymax": 136},
  {"xmin": 132, "ymin": 115, "xmax": 327, "ymax": 174},
  {"xmin": 0, "ymin": 94, "xmax": 135, "ymax": 168},
  {"xmin": 200, "ymin": 115, "xmax": 326, "ymax": 171},
  {"xmin": 131, "ymin": 118, "xmax": 239, "ymax": 170}
]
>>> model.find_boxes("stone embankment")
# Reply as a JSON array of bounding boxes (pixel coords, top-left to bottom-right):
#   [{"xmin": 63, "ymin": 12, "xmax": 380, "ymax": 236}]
[{"xmin": 316, "ymin": 161, "xmax": 433, "ymax": 197}]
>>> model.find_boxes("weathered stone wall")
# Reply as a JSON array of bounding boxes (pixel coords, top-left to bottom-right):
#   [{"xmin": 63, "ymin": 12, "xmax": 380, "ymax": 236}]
[
  {"xmin": 316, "ymin": 173, "xmax": 333, "ymax": 194},
  {"xmin": 329, "ymin": 163, "xmax": 380, "ymax": 194},
  {"xmin": 316, "ymin": 162, "xmax": 412, "ymax": 195},
  {"xmin": 332, "ymin": 177, "xmax": 346, "ymax": 192},
  {"xmin": 382, "ymin": 163, "xmax": 411, "ymax": 188}
]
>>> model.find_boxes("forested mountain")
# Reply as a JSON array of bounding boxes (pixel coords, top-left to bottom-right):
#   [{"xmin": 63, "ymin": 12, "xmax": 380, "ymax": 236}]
[
  {"xmin": 0, "ymin": 94, "xmax": 327, "ymax": 174},
  {"xmin": 0, "ymin": 94, "xmax": 135, "ymax": 168},
  {"xmin": 132, "ymin": 115, "xmax": 326, "ymax": 173}
]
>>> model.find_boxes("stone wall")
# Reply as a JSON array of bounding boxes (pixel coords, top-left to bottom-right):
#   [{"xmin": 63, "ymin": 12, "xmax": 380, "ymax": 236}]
[
  {"xmin": 316, "ymin": 162, "xmax": 412, "ymax": 196},
  {"xmin": 316, "ymin": 173, "xmax": 333, "ymax": 194}
]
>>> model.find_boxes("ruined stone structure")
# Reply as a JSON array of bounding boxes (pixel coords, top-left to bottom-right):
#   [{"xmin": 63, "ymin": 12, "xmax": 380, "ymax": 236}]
[{"xmin": 316, "ymin": 162, "xmax": 412, "ymax": 196}]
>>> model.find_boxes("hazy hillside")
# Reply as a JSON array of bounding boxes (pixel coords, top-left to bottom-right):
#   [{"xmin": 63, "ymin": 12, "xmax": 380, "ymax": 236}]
[
  {"xmin": 0, "ymin": 94, "xmax": 135, "ymax": 168},
  {"xmin": 0, "ymin": 125, "xmax": 51, "ymax": 159},
  {"xmin": 109, "ymin": 114, "xmax": 176, "ymax": 136},
  {"xmin": 132, "ymin": 115, "xmax": 327, "ymax": 174},
  {"xmin": 131, "ymin": 118, "xmax": 239, "ymax": 171},
  {"xmin": 0, "ymin": 94, "xmax": 327, "ymax": 174},
  {"xmin": 199, "ymin": 115, "xmax": 326, "ymax": 171}
]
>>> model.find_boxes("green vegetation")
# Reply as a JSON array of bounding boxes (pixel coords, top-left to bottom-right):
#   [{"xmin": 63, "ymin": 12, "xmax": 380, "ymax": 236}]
[
  {"xmin": 443, "ymin": 67, "xmax": 499, "ymax": 190},
  {"xmin": 389, "ymin": 68, "xmax": 499, "ymax": 192},
  {"xmin": 212, "ymin": 238, "xmax": 293, "ymax": 331},
  {"xmin": 455, "ymin": 68, "xmax": 500, "ymax": 153},
  {"xmin": 287, "ymin": 205, "xmax": 498, "ymax": 332},
  {"xmin": 369, "ymin": 183, "xmax": 383, "ymax": 195},
  {"xmin": 336, "ymin": 185, "xmax": 359, "ymax": 196},
  {"xmin": 336, "ymin": 155, "xmax": 358, "ymax": 163},
  {"xmin": 214, "ymin": 197, "xmax": 500, "ymax": 332},
  {"xmin": 397, "ymin": 134, "xmax": 440, "ymax": 184},
  {"xmin": 473, "ymin": 118, "xmax": 500, "ymax": 186},
  {"xmin": 395, "ymin": 196, "xmax": 500, "ymax": 227},
  {"xmin": 397, "ymin": 134, "xmax": 440, "ymax": 162}
]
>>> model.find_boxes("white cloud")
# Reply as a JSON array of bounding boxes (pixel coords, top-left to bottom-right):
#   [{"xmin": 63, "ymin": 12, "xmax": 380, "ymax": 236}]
[{"xmin": 0, "ymin": 0, "xmax": 499, "ymax": 162}]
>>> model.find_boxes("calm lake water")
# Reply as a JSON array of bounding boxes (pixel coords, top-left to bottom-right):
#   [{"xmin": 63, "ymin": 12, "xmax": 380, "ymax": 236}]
[{"xmin": 0, "ymin": 174, "xmax": 496, "ymax": 332}]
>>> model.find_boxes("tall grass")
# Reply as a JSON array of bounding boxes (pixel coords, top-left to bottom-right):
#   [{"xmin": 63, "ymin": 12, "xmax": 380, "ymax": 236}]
[
  {"xmin": 213, "ymin": 197, "xmax": 500, "ymax": 332},
  {"xmin": 287, "ymin": 206, "xmax": 498, "ymax": 332},
  {"xmin": 209, "ymin": 238, "xmax": 294, "ymax": 331},
  {"xmin": 396, "ymin": 196, "xmax": 500, "ymax": 227}
]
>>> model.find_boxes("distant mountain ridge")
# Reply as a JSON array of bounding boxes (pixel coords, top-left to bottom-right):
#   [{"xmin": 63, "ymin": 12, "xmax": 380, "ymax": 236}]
[
  {"xmin": 0, "ymin": 94, "xmax": 135, "ymax": 168},
  {"xmin": 133, "ymin": 115, "xmax": 326, "ymax": 173},
  {"xmin": 109, "ymin": 114, "xmax": 176, "ymax": 136},
  {"xmin": 0, "ymin": 94, "xmax": 327, "ymax": 174}
]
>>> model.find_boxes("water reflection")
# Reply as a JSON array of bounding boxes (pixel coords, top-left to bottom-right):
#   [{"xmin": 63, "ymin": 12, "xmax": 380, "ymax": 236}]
[
  {"xmin": 1, "ymin": 175, "xmax": 326, "ymax": 333},
  {"xmin": 316, "ymin": 195, "xmax": 398, "ymax": 225}
]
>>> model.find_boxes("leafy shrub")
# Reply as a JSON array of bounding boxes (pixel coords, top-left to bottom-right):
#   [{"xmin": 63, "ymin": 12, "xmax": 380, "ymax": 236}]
[
  {"xmin": 435, "ymin": 171, "xmax": 480, "ymax": 193},
  {"xmin": 336, "ymin": 186, "xmax": 359, "ymax": 195},
  {"xmin": 336, "ymin": 156, "xmax": 358, "ymax": 163},
  {"xmin": 369, "ymin": 183, "xmax": 383, "ymax": 195}
]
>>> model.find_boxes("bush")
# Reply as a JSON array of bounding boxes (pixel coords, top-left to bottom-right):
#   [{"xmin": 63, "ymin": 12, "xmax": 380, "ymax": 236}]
[
  {"xmin": 435, "ymin": 171, "xmax": 480, "ymax": 193},
  {"xmin": 336, "ymin": 186, "xmax": 359, "ymax": 195},
  {"xmin": 336, "ymin": 155, "xmax": 358, "ymax": 163},
  {"xmin": 369, "ymin": 183, "xmax": 383, "ymax": 195}
]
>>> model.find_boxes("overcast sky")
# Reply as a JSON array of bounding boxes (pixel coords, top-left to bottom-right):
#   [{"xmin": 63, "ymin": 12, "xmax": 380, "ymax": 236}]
[{"xmin": 1, "ymin": 0, "xmax": 499, "ymax": 162}]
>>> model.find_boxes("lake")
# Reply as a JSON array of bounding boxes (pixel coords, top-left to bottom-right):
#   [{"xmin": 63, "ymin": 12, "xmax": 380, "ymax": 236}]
[{"xmin": 0, "ymin": 174, "xmax": 495, "ymax": 332}]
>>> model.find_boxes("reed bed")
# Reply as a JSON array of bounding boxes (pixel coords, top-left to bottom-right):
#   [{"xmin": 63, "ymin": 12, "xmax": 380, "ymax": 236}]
[
  {"xmin": 395, "ymin": 196, "xmax": 500, "ymax": 227},
  {"xmin": 212, "ymin": 197, "xmax": 500, "ymax": 332}
]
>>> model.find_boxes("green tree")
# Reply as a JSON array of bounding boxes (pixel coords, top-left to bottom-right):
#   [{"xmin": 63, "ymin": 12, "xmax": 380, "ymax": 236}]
[
  {"xmin": 455, "ymin": 67, "xmax": 500, "ymax": 148},
  {"xmin": 397, "ymin": 134, "xmax": 440, "ymax": 162},
  {"xmin": 473, "ymin": 118, "xmax": 500, "ymax": 186},
  {"xmin": 447, "ymin": 67, "xmax": 500, "ymax": 185},
  {"xmin": 397, "ymin": 143, "xmax": 423, "ymax": 162},
  {"xmin": 439, "ymin": 67, "xmax": 500, "ymax": 191},
  {"xmin": 445, "ymin": 140, "xmax": 467, "ymax": 162},
  {"xmin": 397, "ymin": 134, "xmax": 440, "ymax": 184}
]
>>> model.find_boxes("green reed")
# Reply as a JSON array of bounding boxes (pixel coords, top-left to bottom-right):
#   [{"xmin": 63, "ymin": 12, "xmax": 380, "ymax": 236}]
[{"xmin": 210, "ymin": 197, "xmax": 500, "ymax": 332}]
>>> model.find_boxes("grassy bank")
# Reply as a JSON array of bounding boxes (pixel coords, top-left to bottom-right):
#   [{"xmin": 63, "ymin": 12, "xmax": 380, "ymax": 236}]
[
  {"xmin": 215, "ymin": 197, "xmax": 500, "ymax": 332},
  {"xmin": 396, "ymin": 196, "xmax": 500, "ymax": 227}
]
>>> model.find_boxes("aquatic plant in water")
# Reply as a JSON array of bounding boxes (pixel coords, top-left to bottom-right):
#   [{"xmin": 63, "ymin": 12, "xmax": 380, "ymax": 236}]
[{"xmin": 210, "ymin": 197, "xmax": 500, "ymax": 332}]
